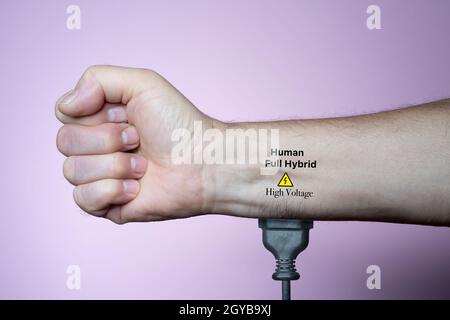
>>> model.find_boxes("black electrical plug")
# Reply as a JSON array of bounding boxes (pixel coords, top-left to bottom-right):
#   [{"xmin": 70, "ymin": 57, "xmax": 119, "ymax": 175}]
[{"xmin": 259, "ymin": 219, "xmax": 313, "ymax": 300}]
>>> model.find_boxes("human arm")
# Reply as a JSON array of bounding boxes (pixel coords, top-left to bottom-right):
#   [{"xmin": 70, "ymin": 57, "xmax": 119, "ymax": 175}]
[
  {"xmin": 207, "ymin": 101, "xmax": 450, "ymax": 226},
  {"xmin": 55, "ymin": 66, "xmax": 450, "ymax": 226}
]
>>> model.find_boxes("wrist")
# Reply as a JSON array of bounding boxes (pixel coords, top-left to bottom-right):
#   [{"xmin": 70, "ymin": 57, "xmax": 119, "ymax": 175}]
[
  {"xmin": 201, "ymin": 120, "xmax": 298, "ymax": 217},
  {"xmin": 201, "ymin": 120, "xmax": 261, "ymax": 216}
]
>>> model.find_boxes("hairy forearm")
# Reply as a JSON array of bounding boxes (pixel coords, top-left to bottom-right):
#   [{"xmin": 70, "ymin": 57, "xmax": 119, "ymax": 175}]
[{"xmin": 204, "ymin": 99, "xmax": 450, "ymax": 226}]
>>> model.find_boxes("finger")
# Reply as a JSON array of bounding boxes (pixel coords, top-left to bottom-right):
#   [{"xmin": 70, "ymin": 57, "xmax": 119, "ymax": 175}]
[
  {"xmin": 104, "ymin": 205, "xmax": 165, "ymax": 225},
  {"xmin": 56, "ymin": 65, "xmax": 157, "ymax": 118},
  {"xmin": 73, "ymin": 179, "xmax": 140, "ymax": 215},
  {"xmin": 56, "ymin": 103, "xmax": 128, "ymax": 125},
  {"xmin": 63, "ymin": 153, "xmax": 147, "ymax": 185},
  {"xmin": 57, "ymin": 123, "xmax": 139, "ymax": 156}
]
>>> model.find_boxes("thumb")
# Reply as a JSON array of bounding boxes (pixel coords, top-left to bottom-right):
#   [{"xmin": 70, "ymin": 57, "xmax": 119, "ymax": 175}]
[{"xmin": 56, "ymin": 65, "xmax": 155, "ymax": 118}]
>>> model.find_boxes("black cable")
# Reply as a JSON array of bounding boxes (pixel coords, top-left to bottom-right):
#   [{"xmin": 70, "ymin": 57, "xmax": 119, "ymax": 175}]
[{"xmin": 282, "ymin": 280, "xmax": 291, "ymax": 300}]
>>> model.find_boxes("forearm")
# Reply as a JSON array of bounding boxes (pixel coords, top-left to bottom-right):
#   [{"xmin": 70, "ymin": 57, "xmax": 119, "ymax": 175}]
[{"xmin": 205, "ymin": 99, "xmax": 450, "ymax": 226}]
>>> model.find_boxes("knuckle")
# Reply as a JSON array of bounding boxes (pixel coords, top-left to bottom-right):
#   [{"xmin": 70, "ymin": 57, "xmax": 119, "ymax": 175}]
[
  {"xmin": 139, "ymin": 68, "xmax": 162, "ymax": 84},
  {"xmin": 112, "ymin": 153, "xmax": 130, "ymax": 177},
  {"xmin": 142, "ymin": 68, "xmax": 157, "ymax": 77},
  {"xmin": 56, "ymin": 126, "xmax": 70, "ymax": 155},
  {"xmin": 84, "ymin": 65, "xmax": 101, "ymax": 76},
  {"xmin": 109, "ymin": 123, "xmax": 126, "ymax": 147},
  {"xmin": 101, "ymin": 133, "xmax": 114, "ymax": 151},
  {"xmin": 113, "ymin": 215, "xmax": 127, "ymax": 225},
  {"xmin": 63, "ymin": 157, "xmax": 76, "ymax": 184},
  {"xmin": 81, "ymin": 65, "xmax": 105, "ymax": 85},
  {"xmin": 103, "ymin": 180, "xmax": 123, "ymax": 199},
  {"xmin": 72, "ymin": 187, "xmax": 85, "ymax": 210},
  {"xmin": 55, "ymin": 110, "xmax": 70, "ymax": 124},
  {"xmin": 54, "ymin": 104, "xmax": 62, "ymax": 120},
  {"xmin": 100, "ymin": 124, "xmax": 120, "ymax": 151},
  {"xmin": 73, "ymin": 185, "xmax": 99, "ymax": 213},
  {"xmin": 74, "ymin": 183, "xmax": 109, "ymax": 214}
]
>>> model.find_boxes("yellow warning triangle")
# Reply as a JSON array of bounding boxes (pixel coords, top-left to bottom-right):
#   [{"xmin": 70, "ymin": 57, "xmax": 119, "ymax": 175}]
[{"xmin": 277, "ymin": 172, "xmax": 294, "ymax": 187}]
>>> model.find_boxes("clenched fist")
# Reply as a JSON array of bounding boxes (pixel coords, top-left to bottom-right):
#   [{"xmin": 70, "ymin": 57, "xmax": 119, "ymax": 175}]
[{"xmin": 56, "ymin": 66, "xmax": 214, "ymax": 223}]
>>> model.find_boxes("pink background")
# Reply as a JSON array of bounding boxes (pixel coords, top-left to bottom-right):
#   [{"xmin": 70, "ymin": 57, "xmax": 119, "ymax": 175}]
[{"xmin": 0, "ymin": 0, "xmax": 449, "ymax": 299}]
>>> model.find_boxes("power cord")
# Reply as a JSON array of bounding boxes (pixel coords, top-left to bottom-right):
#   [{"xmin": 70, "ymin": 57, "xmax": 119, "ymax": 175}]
[{"xmin": 259, "ymin": 219, "xmax": 313, "ymax": 300}]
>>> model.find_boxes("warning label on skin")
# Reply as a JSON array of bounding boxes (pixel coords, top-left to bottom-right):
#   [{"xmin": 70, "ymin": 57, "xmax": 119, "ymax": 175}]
[
  {"xmin": 278, "ymin": 172, "xmax": 294, "ymax": 187},
  {"xmin": 264, "ymin": 148, "xmax": 317, "ymax": 169},
  {"xmin": 264, "ymin": 149, "xmax": 316, "ymax": 199},
  {"xmin": 266, "ymin": 172, "xmax": 314, "ymax": 199}
]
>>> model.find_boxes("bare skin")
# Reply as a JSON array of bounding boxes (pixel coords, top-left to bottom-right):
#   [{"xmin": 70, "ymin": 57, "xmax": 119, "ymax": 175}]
[{"xmin": 56, "ymin": 65, "xmax": 450, "ymax": 226}]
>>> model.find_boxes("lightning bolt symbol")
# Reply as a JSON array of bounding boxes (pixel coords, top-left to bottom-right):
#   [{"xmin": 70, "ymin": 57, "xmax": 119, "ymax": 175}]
[{"xmin": 283, "ymin": 176, "xmax": 288, "ymax": 184}]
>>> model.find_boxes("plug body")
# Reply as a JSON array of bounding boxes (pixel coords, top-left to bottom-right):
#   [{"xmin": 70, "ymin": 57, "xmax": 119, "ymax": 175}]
[{"xmin": 259, "ymin": 219, "xmax": 313, "ymax": 299}]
